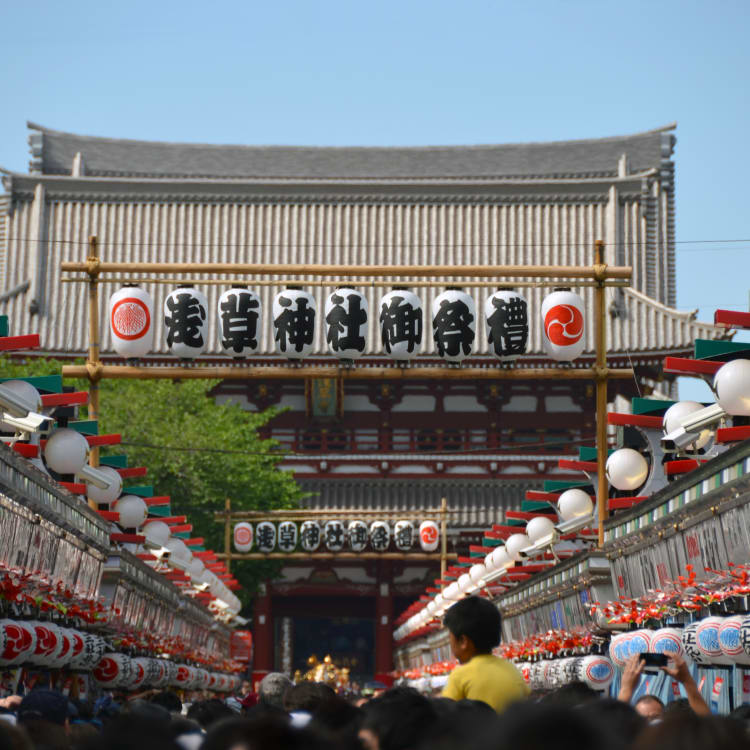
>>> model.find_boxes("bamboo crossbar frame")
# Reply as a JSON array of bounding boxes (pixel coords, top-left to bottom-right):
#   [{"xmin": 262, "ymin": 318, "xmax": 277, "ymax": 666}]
[
  {"xmin": 67, "ymin": 237, "xmax": 627, "ymax": 553},
  {"xmin": 62, "ymin": 260, "xmax": 631, "ymax": 280},
  {"xmin": 216, "ymin": 552, "xmax": 456, "ymax": 561}
]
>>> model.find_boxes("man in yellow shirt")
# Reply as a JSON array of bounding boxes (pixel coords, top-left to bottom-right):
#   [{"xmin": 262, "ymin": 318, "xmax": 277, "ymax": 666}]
[{"xmin": 441, "ymin": 595, "xmax": 529, "ymax": 712}]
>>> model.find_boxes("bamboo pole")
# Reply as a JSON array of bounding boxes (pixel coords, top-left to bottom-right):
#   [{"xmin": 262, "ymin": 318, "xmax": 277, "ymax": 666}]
[
  {"xmin": 215, "ymin": 508, "xmax": 458, "ymax": 520},
  {"xmin": 224, "ymin": 497, "xmax": 232, "ymax": 574},
  {"xmin": 594, "ymin": 240, "xmax": 609, "ymax": 547},
  {"xmin": 440, "ymin": 496, "xmax": 448, "ymax": 584},
  {"xmin": 86, "ymin": 236, "xmax": 101, "ymax": 511},
  {"xmin": 60, "ymin": 276, "xmax": 631, "ymax": 289},
  {"xmin": 60, "ymin": 260, "xmax": 632, "ymax": 280},
  {"xmin": 63, "ymin": 364, "xmax": 635, "ymax": 382},
  {"xmin": 215, "ymin": 552, "xmax": 457, "ymax": 561}
]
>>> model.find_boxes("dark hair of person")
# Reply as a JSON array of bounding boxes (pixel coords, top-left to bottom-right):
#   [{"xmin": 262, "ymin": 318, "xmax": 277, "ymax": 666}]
[
  {"xmin": 730, "ymin": 704, "xmax": 750, "ymax": 723},
  {"xmin": 78, "ymin": 715, "xmax": 180, "ymax": 750},
  {"xmin": 663, "ymin": 697, "xmax": 692, "ymax": 715},
  {"xmin": 542, "ymin": 681, "xmax": 600, "ymax": 707},
  {"xmin": 186, "ymin": 699, "xmax": 234, "ymax": 729},
  {"xmin": 0, "ymin": 722, "xmax": 23, "ymax": 750},
  {"xmin": 585, "ymin": 698, "xmax": 646, "ymax": 746},
  {"xmin": 147, "ymin": 691, "xmax": 182, "ymax": 714},
  {"xmin": 283, "ymin": 682, "xmax": 336, "ymax": 713},
  {"xmin": 442, "ymin": 596, "xmax": 501, "ymax": 653},
  {"xmin": 68, "ymin": 722, "xmax": 99, "ymax": 749},
  {"xmin": 634, "ymin": 695, "xmax": 665, "ymax": 710},
  {"xmin": 633, "ymin": 712, "xmax": 750, "ymax": 750},
  {"xmin": 201, "ymin": 715, "xmax": 325, "ymax": 750},
  {"xmin": 361, "ymin": 687, "xmax": 439, "ymax": 750},
  {"xmin": 13, "ymin": 720, "xmax": 70, "ymax": 750}
]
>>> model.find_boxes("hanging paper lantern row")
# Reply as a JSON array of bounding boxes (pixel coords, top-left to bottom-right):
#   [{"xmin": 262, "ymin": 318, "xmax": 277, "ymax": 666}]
[
  {"xmin": 231, "ymin": 519, "xmax": 439, "ymax": 553},
  {"xmin": 111, "ymin": 286, "xmax": 588, "ymax": 362}
]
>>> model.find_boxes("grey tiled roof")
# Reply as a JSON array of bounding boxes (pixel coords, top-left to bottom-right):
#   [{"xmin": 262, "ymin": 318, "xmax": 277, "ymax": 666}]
[{"xmin": 27, "ymin": 122, "xmax": 675, "ymax": 180}]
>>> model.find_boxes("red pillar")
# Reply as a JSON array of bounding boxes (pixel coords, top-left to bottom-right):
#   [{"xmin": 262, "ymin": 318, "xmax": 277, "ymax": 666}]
[
  {"xmin": 252, "ymin": 582, "xmax": 273, "ymax": 691},
  {"xmin": 374, "ymin": 563, "xmax": 394, "ymax": 685}
]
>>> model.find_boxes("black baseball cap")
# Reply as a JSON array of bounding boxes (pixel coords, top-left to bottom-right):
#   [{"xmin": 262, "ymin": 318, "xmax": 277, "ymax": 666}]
[{"xmin": 17, "ymin": 689, "xmax": 70, "ymax": 726}]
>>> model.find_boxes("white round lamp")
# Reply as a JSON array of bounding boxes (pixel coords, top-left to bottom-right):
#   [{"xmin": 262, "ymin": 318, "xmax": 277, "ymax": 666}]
[
  {"xmin": 458, "ymin": 573, "xmax": 472, "ymax": 592},
  {"xmin": 526, "ymin": 516, "xmax": 556, "ymax": 544},
  {"xmin": 714, "ymin": 359, "xmax": 750, "ymax": 416},
  {"xmin": 605, "ymin": 448, "xmax": 649, "ymax": 491},
  {"xmin": 44, "ymin": 428, "xmax": 89, "ymax": 474},
  {"xmin": 558, "ymin": 489, "xmax": 594, "ymax": 521},
  {"xmin": 505, "ymin": 533, "xmax": 531, "ymax": 561},
  {"xmin": 86, "ymin": 466, "xmax": 123, "ymax": 505},
  {"xmin": 143, "ymin": 520, "xmax": 171, "ymax": 548},
  {"xmin": 114, "ymin": 495, "xmax": 148, "ymax": 529},
  {"xmin": 663, "ymin": 401, "xmax": 712, "ymax": 450}
]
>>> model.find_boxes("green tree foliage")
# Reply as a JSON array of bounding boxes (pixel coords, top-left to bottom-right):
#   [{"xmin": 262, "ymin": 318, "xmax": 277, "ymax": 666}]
[{"xmin": 0, "ymin": 356, "xmax": 303, "ymax": 608}]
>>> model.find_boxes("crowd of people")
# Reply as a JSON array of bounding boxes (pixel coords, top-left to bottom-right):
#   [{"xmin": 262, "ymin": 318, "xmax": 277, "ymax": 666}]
[{"xmin": 0, "ymin": 597, "xmax": 747, "ymax": 749}]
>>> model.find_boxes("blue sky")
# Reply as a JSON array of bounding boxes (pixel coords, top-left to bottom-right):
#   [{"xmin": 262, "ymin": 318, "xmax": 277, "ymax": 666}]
[{"xmin": 2, "ymin": 0, "xmax": 748, "ymax": 399}]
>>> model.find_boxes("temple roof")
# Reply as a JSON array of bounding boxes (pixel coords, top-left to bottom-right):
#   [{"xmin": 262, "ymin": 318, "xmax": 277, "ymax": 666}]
[{"xmin": 26, "ymin": 122, "xmax": 676, "ymax": 181}]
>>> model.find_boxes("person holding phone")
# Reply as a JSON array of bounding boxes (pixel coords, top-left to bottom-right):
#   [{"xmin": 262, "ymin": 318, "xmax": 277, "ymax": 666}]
[{"xmin": 618, "ymin": 652, "xmax": 710, "ymax": 718}]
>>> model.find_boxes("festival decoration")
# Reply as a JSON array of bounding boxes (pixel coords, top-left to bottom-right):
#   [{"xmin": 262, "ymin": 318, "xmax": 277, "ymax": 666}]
[
  {"xmin": 695, "ymin": 616, "xmax": 732, "ymax": 665},
  {"xmin": 233, "ymin": 522, "xmax": 254, "ymax": 553},
  {"xmin": 94, "ymin": 654, "xmax": 134, "ymax": 688},
  {"xmin": 650, "ymin": 628, "xmax": 685, "ymax": 659},
  {"xmin": 418, "ymin": 521, "xmax": 439, "ymax": 552},
  {"xmin": 324, "ymin": 520, "xmax": 346, "ymax": 552},
  {"xmin": 218, "ymin": 288, "xmax": 261, "ymax": 358},
  {"xmin": 348, "ymin": 521, "xmax": 369, "ymax": 552},
  {"xmin": 325, "ymin": 288, "xmax": 368, "ymax": 360},
  {"xmin": 109, "ymin": 286, "xmax": 154, "ymax": 359},
  {"xmin": 484, "ymin": 289, "xmax": 528, "ymax": 361},
  {"xmin": 541, "ymin": 289, "xmax": 585, "ymax": 362},
  {"xmin": 393, "ymin": 520, "xmax": 415, "ymax": 551},
  {"xmin": 272, "ymin": 288, "xmax": 316, "ymax": 359},
  {"xmin": 605, "ymin": 448, "xmax": 649, "ymax": 491},
  {"xmin": 113, "ymin": 494, "xmax": 148, "ymax": 529},
  {"xmin": 526, "ymin": 516, "xmax": 555, "ymax": 544},
  {"xmin": 682, "ymin": 623, "xmax": 712, "ymax": 666},
  {"xmin": 144, "ymin": 520, "xmax": 171, "ymax": 548},
  {"xmin": 300, "ymin": 521, "xmax": 322, "ymax": 552},
  {"xmin": 43, "ymin": 428, "xmax": 89, "ymax": 475},
  {"xmin": 0, "ymin": 620, "xmax": 36, "ymax": 666},
  {"xmin": 718, "ymin": 615, "xmax": 750, "ymax": 665},
  {"xmin": 380, "ymin": 289, "xmax": 423, "ymax": 360},
  {"xmin": 255, "ymin": 521, "xmax": 276, "ymax": 554},
  {"xmin": 369, "ymin": 521, "xmax": 391, "ymax": 552},
  {"xmin": 86, "ymin": 466, "xmax": 123, "ymax": 506},
  {"xmin": 714, "ymin": 359, "xmax": 750, "ymax": 416},
  {"xmin": 577, "ymin": 655, "xmax": 615, "ymax": 691},
  {"xmin": 164, "ymin": 287, "xmax": 208, "ymax": 359},
  {"xmin": 431, "ymin": 289, "xmax": 476, "ymax": 363},
  {"xmin": 505, "ymin": 533, "xmax": 531, "ymax": 561},
  {"xmin": 277, "ymin": 521, "xmax": 298, "ymax": 553}
]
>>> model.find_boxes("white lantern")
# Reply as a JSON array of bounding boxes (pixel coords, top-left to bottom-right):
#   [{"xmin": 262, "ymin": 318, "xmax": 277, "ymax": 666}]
[
  {"xmin": 484, "ymin": 290, "xmax": 528, "ymax": 361},
  {"xmin": 577, "ymin": 655, "xmax": 614, "ymax": 691},
  {"xmin": 109, "ymin": 286, "xmax": 154, "ymax": 359},
  {"xmin": 324, "ymin": 520, "xmax": 346, "ymax": 552},
  {"xmin": 255, "ymin": 521, "xmax": 277, "ymax": 553},
  {"xmin": 369, "ymin": 521, "xmax": 391, "ymax": 552},
  {"xmin": 218, "ymin": 288, "xmax": 262, "ymax": 358},
  {"xmin": 69, "ymin": 633, "xmax": 106, "ymax": 671},
  {"xmin": 682, "ymin": 622, "xmax": 711, "ymax": 666},
  {"xmin": 0, "ymin": 621, "xmax": 35, "ymax": 666},
  {"xmin": 605, "ymin": 449, "xmax": 649, "ymax": 491},
  {"xmin": 380, "ymin": 289, "xmax": 423, "ymax": 360},
  {"xmin": 86, "ymin": 466, "xmax": 123, "ymax": 506},
  {"xmin": 347, "ymin": 520, "xmax": 368, "ymax": 552},
  {"xmin": 44, "ymin": 428, "xmax": 89, "ymax": 474},
  {"xmin": 144, "ymin": 520, "xmax": 171, "ymax": 548},
  {"xmin": 714, "ymin": 359, "xmax": 750, "ymax": 416},
  {"xmin": 325, "ymin": 288, "xmax": 368, "ymax": 360},
  {"xmin": 526, "ymin": 516, "xmax": 556, "ymax": 544},
  {"xmin": 663, "ymin": 401, "xmax": 713, "ymax": 451},
  {"xmin": 393, "ymin": 520, "xmax": 415, "ymax": 551},
  {"xmin": 443, "ymin": 582, "xmax": 460, "ymax": 601},
  {"xmin": 93, "ymin": 654, "xmax": 133, "ymax": 688},
  {"xmin": 541, "ymin": 289, "xmax": 585, "ymax": 362},
  {"xmin": 164, "ymin": 287, "xmax": 208, "ymax": 359},
  {"xmin": 651, "ymin": 628, "xmax": 685, "ymax": 660},
  {"xmin": 557, "ymin": 489, "xmax": 594, "ymax": 522},
  {"xmin": 696, "ymin": 617, "xmax": 732, "ymax": 665},
  {"xmin": 300, "ymin": 521, "xmax": 322, "ymax": 552},
  {"xmin": 505, "ymin": 533, "xmax": 531, "ymax": 561},
  {"xmin": 418, "ymin": 521, "xmax": 439, "ymax": 552},
  {"xmin": 457, "ymin": 573, "xmax": 472, "ymax": 592},
  {"xmin": 432, "ymin": 289, "xmax": 476, "ymax": 363},
  {"xmin": 740, "ymin": 616, "xmax": 750, "ymax": 661},
  {"xmin": 165, "ymin": 538, "xmax": 192, "ymax": 568},
  {"xmin": 608, "ymin": 633, "xmax": 630, "ymax": 668},
  {"xmin": 272, "ymin": 288, "xmax": 316, "ymax": 359},
  {"xmin": 28, "ymin": 622, "xmax": 63, "ymax": 667},
  {"xmin": 277, "ymin": 521, "xmax": 298, "ymax": 553},
  {"xmin": 188, "ymin": 557, "xmax": 206, "ymax": 580},
  {"xmin": 114, "ymin": 494, "xmax": 148, "ymax": 529},
  {"xmin": 233, "ymin": 522, "xmax": 254, "ymax": 552}
]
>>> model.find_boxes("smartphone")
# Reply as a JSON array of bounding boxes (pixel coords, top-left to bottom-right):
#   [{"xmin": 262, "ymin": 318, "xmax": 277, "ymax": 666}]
[{"xmin": 641, "ymin": 652, "xmax": 668, "ymax": 667}]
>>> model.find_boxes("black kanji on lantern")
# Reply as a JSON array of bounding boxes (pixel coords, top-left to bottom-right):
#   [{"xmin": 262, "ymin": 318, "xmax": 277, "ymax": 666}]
[
  {"xmin": 325, "ymin": 522, "xmax": 345, "ymax": 550},
  {"xmin": 395, "ymin": 524, "xmax": 414, "ymax": 550},
  {"xmin": 433, "ymin": 298, "xmax": 474, "ymax": 357},
  {"xmin": 326, "ymin": 292, "xmax": 366, "ymax": 353},
  {"xmin": 220, "ymin": 291, "xmax": 260, "ymax": 354},
  {"xmin": 370, "ymin": 524, "xmax": 389, "ymax": 552},
  {"xmin": 380, "ymin": 296, "xmax": 422, "ymax": 354},
  {"xmin": 165, "ymin": 292, "xmax": 206, "ymax": 349},
  {"xmin": 487, "ymin": 296, "xmax": 528, "ymax": 357},
  {"xmin": 278, "ymin": 522, "xmax": 297, "ymax": 553},
  {"xmin": 348, "ymin": 523, "xmax": 368, "ymax": 550},
  {"xmin": 301, "ymin": 522, "xmax": 321, "ymax": 550},
  {"xmin": 256, "ymin": 522, "xmax": 276, "ymax": 552},
  {"xmin": 274, "ymin": 295, "xmax": 315, "ymax": 354}
]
